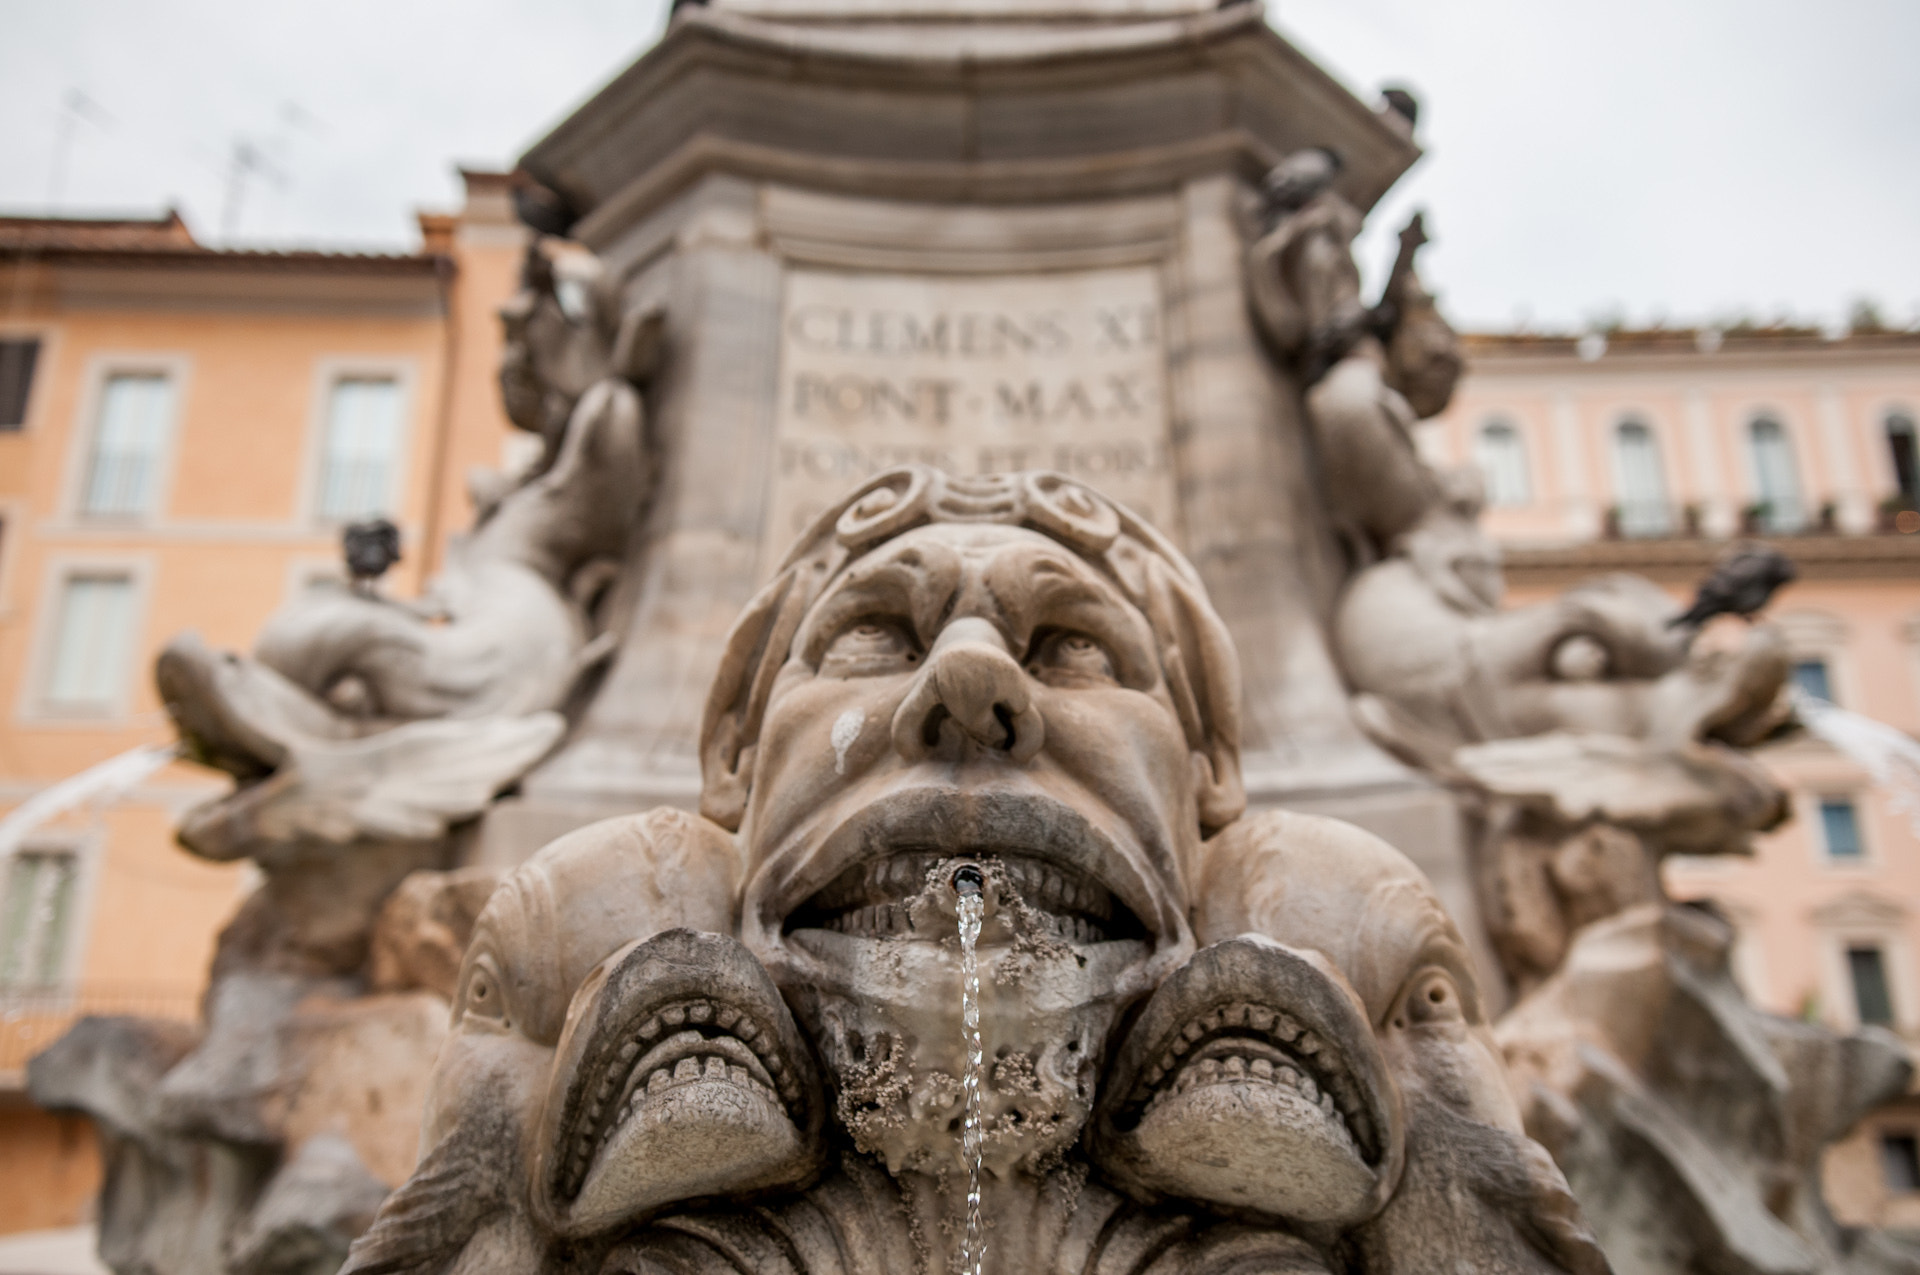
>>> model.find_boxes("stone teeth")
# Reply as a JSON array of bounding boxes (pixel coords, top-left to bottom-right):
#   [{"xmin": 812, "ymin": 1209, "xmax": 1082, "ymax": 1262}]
[
  {"xmin": 1181, "ymin": 1021, "xmax": 1205, "ymax": 1042},
  {"xmin": 1224, "ymin": 1056, "xmax": 1247, "ymax": 1078},
  {"xmin": 1250, "ymin": 1058, "xmax": 1274, "ymax": 1080},
  {"xmin": 649, "ymin": 1070, "xmax": 670, "ymax": 1093},
  {"xmin": 663, "ymin": 1006, "xmax": 687, "ymax": 1027},
  {"xmin": 1248, "ymin": 1008, "xmax": 1275, "ymax": 1033},
  {"xmin": 716, "ymin": 1006, "xmax": 740, "ymax": 1030},
  {"xmin": 618, "ymin": 1041, "xmax": 639, "ymax": 1062},
  {"xmin": 1295, "ymin": 1031, "xmax": 1321, "ymax": 1056},
  {"xmin": 688, "ymin": 1001, "xmax": 713, "ymax": 1024},
  {"xmin": 1297, "ymin": 1072, "xmax": 1319, "ymax": 1102},
  {"xmin": 638, "ymin": 1017, "xmax": 662, "ymax": 1040},
  {"xmin": 705, "ymin": 1056, "xmax": 729, "ymax": 1079},
  {"xmin": 674, "ymin": 1057, "xmax": 702, "ymax": 1081}
]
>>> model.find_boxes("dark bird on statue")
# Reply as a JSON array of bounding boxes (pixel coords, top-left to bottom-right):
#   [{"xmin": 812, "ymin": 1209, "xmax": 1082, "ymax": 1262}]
[
  {"xmin": 1669, "ymin": 543, "xmax": 1797, "ymax": 628},
  {"xmin": 342, "ymin": 518, "xmax": 402, "ymax": 588}
]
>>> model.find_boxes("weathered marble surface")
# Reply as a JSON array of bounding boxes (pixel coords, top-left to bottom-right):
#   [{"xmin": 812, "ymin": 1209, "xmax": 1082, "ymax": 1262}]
[
  {"xmin": 1500, "ymin": 904, "xmax": 1920, "ymax": 1275},
  {"xmin": 345, "ymin": 467, "xmax": 1606, "ymax": 1275}
]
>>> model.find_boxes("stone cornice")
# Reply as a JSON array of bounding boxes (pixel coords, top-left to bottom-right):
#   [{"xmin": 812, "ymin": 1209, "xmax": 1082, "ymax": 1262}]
[{"xmin": 521, "ymin": 3, "xmax": 1418, "ymax": 236}]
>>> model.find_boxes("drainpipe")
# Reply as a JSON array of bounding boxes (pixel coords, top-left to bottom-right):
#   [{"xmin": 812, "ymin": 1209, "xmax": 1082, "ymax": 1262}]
[{"xmin": 419, "ymin": 242, "xmax": 460, "ymax": 585}]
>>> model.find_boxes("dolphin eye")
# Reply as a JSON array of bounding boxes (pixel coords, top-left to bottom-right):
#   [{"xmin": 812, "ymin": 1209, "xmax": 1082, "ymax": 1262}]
[
  {"xmin": 459, "ymin": 955, "xmax": 511, "ymax": 1029},
  {"xmin": 1398, "ymin": 967, "xmax": 1464, "ymax": 1028},
  {"xmin": 821, "ymin": 618, "xmax": 920, "ymax": 677},
  {"xmin": 1027, "ymin": 629, "xmax": 1117, "ymax": 688}
]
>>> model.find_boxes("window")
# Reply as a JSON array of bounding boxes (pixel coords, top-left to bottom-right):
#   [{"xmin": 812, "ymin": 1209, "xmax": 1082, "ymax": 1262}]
[
  {"xmin": 1821, "ymin": 798, "xmax": 1864, "ymax": 860},
  {"xmin": 1749, "ymin": 416, "xmax": 1804, "ymax": 532},
  {"xmin": 1890, "ymin": 413, "xmax": 1920, "ymax": 506},
  {"xmin": 1882, "ymin": 1134, "xmax": 1920, "ymax": 1194},
  {"xmin": 81, "ymin": 372, "xmax": 175, "ymax": 517},
  {"xmin": 1792, "ymin": 659, "xmax": 1834, "ymax": 704},
  {"xmin": 0, "ymin": 338, "xmax": 39, "ymax": 431},
  {"xmin": 1474, "ymin": 420, "xmax": 1530, "ymax": 507},
  {"xmin": 44, "ymin": 573, "xmax": 137, "ymax": 712},
  {"xmin": 1613, "ymin": 419, "xmax": 1671, "ymax": 536},
  {"xmin": 0, "ymin": 849, "xmax": 78, "ymax": 989},
  {"xmin": 316, "ymin": 377, "xmax": 403, "ymax": 521},
  {"xmin": 1848, "ymin": 944, "xmax": 1895, "ymax": 1026}
]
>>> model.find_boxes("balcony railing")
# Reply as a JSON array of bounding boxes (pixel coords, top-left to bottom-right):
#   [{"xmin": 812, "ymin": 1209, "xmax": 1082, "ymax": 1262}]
[
  {"xmin": 1601, "ymin": 500, "xmax": 1841, "ymax": 540},
  {"xmin": 0, "ymin": 982, "xmax": 199, "ymax": 1076}
]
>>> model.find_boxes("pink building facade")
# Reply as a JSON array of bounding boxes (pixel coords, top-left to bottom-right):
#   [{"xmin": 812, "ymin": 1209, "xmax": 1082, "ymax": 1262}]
[{"xmin": 1425, "ymin": 326, "xmax": 1920, "ymax": 1227}]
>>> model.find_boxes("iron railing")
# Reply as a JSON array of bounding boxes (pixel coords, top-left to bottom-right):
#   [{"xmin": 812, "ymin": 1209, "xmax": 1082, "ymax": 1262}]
[{"xmin": 0, "ymin": 982, "xmax": 199, "ymax": 1075}]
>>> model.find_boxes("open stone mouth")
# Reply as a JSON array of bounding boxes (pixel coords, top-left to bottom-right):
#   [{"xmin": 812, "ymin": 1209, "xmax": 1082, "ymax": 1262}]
[
  {"xmin": 1116, "ymin": 1000, "xmax": 1379, "ymax": 1163},
  {"xmin": 783, "ymin": 850, "xmax": 1148, "ymax": 945},
  {"xmin": 554, "ymin": 994, "xmax": 804, "ymax": 1202}
]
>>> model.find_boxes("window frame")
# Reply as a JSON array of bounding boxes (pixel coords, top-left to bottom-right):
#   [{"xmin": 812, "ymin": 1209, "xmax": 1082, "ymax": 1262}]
[
  {"xmin": 1473, "ymin": 416, "xmax": 1533, "ymax": 508},
  {"xmin": 0, "ymin": 830, "xmax": 98, "ymax": 1002},
  {"xmin": 1877, "ymin": 401, "xmax": 1920, "ymax": 505},
  {"xmin": 298, "ymin": 358, "xmax": 418, "ymax": 528},
  {"xmin": 15, "ymin": 553, "xmax": 155, "ymax": 725},
  {"xmin": 1818, "ymin": 795, "xmax": 1869, "ymax": 863},
  {"xmin": 0, "ymin": 332, "xmax": 49, "ymax": 434},
  {"xmin": 60, "ymin": 353, "xmax": 190, "ymax": 524},
  {"xmin": 1816, "ymin": 910, "xmax": 1914, "ymax": 1033},
  {"xmin": 1744, "ymin": 411, "xmax": 1808, "ymax": 533},
  {"xmin": 1610, "ymin": 414, "xmax": 1673, "ymax": 537}
]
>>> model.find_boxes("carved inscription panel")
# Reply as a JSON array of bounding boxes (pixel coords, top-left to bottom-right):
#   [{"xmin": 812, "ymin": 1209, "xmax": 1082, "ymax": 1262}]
[{"xmin": 763, "ymin": 267, "xmax": 1177, "ymax": 571}]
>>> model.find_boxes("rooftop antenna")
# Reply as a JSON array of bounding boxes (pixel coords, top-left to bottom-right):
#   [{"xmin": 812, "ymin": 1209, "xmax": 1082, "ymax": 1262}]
[
  {"xmin": 220, "ymin": 136, "xmax": 290, "ymax": 244},
  {"xmin": 219, "ymin": 103, "xmax": 318, "ymax": 244},
  {"xmin": 47, "ymin": 89, "xmax": 113, "ymax": 209}
]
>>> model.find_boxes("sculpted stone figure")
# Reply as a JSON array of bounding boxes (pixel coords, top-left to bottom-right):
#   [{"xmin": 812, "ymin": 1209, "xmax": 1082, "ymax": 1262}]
[
  {"xmin": 1246, "ymin": 148, "xmax": 1463, "ymax": 559},
  {"xmin": 1500, "ymin": 903, "xmax": 1919, "ymax": 1275},
  {"xmin": 32, "ymin": 239, "xmax": 668, "ymax": 1275},
  {"xmin": 345, "ymin": 466, "xmax": 1606, "ymax": 1275}
]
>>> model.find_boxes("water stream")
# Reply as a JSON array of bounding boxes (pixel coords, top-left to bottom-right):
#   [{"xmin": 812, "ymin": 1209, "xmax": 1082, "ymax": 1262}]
[
  {"xmin": 0, "ymin": 743, "xmax": 178, "ymax": 858},
  {"xmin": 1793, "ymin": 688, "xmax": 1920, "ymax": 838},
  {"xmin": 953, "ymin": 864, "xmax": 987, "ymax": 1275}
]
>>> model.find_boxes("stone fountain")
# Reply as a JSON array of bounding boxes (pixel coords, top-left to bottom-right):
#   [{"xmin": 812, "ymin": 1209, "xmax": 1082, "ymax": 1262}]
[{"xmin": 27, "ymin": 2, "xmax": 1920, "ymax": 1272}]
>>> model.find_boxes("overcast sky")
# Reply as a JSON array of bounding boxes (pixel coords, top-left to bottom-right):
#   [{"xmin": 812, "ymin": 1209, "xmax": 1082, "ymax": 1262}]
[{"xmin": 3, "ymin": 0, "xmax": 1916, "ymax": 331}]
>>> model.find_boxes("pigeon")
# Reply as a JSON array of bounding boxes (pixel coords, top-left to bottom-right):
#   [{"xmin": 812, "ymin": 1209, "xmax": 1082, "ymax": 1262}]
[
  {"xmin": 510, "ymin": 183, "xmax": 579, "ymax": 240},
  {"xmin": 1668, "ymin": 543, "xmax": 1797, "ymax": 628},
  {"xmin": 342, "ymin": 518, "xmax": 402, "ymax": 584}
]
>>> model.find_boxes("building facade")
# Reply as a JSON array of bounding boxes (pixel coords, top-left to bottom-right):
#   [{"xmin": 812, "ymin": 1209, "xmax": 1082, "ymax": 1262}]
[
  {"xmin": 1424, "ymin": 325, "xmax": 1920, "ymax": 1231},
  {"xmin": 0, "ymin": 178, "xmax": 527, "ymax": 1233},
  {"xmin": 4, "ymin": 194, "xmax": 1920, "ymax": 1238}
]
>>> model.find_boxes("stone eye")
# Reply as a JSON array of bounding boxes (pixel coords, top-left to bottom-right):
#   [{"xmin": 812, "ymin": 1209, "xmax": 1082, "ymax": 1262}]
[
  {"xmin": 821, "ymin": 619, "xmax": 920, "ymax": 676},
  {"xmin": 461, "ymin": 958, "xmax": 509, "ymax": 1026},
  {"xmin": 1027, "ymin": 630, "xmax": 1117, "ymax": 687},
  {"xmin": 1400, "ymin": 967, "xmax": 1464, "ymax": 1027}
]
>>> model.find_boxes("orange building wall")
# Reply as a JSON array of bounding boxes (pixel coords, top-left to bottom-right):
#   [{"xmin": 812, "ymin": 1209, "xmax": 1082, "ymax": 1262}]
[{"xmin": 0, "ymin": 180, "xmax": 523, "ymax": 1234}]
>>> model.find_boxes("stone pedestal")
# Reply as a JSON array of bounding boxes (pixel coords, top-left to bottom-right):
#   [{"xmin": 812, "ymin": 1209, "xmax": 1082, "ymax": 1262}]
[{"xmin": 475, "ymin": 0, "xmax": 1486, "ymax": 968}]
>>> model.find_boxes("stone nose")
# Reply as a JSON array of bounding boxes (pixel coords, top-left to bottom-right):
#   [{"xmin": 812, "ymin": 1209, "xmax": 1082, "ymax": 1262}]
[{"xmin": 891, "ymin": 617, "xmax": 1045, "ymax": 763}]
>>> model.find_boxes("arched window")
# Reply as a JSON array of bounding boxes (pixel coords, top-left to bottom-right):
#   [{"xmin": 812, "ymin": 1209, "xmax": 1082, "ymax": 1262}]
[
  {"xmin": 1887, "ymin": 411, "xmax": 1919, "ymax": 507},
  {"xmin": 1748, "ymin": 416, "xmax": 1804, "ymax": 533},
  {"xmin": 1474, "ymin": 419, "xmax": 1530, "ymax": 507},
  {"xmin": 1612, "ymin": 419, "xmax": 1670, "ymax": 537}
]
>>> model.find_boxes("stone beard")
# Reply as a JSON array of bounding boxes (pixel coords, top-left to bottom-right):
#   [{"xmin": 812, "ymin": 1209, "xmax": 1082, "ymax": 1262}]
[{"xmin": 344, "ymin": 466, "xmax": 1607, "ymax": 1275}]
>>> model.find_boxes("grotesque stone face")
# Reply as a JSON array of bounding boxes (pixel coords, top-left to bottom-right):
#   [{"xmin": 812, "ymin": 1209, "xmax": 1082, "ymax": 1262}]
[
  {"xmin": 343, "ymin": 467, "xmax": 1610, "ymax": 1275},
  {"xmin": 736, "ymin": 520, "xmax": 1205, "ymax": 1174},
  {"xmin": 696, "ymin": 468, "xmax": 1243, "ymax": 1179}
]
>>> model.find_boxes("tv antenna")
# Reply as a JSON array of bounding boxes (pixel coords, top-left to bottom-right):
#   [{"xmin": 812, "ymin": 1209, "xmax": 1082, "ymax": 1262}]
[{"xmin": 48, "ymin": 90, "xmax": 113, "ymax": 209}]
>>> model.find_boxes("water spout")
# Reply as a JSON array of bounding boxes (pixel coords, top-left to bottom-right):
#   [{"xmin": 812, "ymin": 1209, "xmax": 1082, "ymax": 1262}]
[
  {"xmin": 0, "ymin": 743, "xmax": 178, "ymax": 858},
  {"xmin": 952, "ymin": 862, "xmax": 986, "ymax": 1275},
  {"xmin": 1793, "ymin": 688, "xmax": 1920, "ymax": 839}
]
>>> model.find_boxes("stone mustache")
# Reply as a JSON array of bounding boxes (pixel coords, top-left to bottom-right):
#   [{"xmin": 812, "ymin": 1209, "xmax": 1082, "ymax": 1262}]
[{"xmin": 343, "ymin": 465, "xmax": 1609, "ymax": 1275}]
